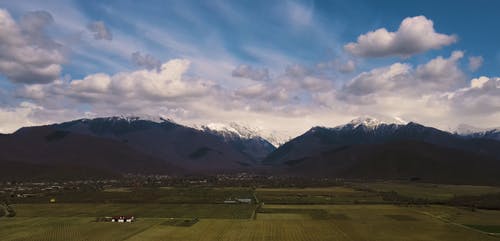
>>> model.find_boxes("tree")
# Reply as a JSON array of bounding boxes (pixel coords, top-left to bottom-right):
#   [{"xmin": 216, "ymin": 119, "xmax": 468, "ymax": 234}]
[{"xmin": 6, "ymin": 205, "xmax": 16, "ymax": 217}]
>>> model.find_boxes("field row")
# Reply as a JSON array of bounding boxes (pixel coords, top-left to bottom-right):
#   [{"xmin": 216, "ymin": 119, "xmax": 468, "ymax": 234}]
[
  {"xmin": 2, "ymin": 204, "xmax": 500, "ymax": 241},
  {"xmin": 10, "ymin": 203, "xmax": 255, "ymax": 219}
]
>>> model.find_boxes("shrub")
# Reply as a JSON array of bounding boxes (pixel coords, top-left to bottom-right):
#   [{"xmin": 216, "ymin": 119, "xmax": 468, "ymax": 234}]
[{"xmin": 6, "ymin": 205, "xmax": 16, "ymax": 217}]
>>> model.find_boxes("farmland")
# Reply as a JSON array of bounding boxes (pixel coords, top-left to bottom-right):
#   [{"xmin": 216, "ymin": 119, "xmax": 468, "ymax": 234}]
[
  {"xmin": 1, "ymin": 185, "xmax": 500, "ymax": 240},
  {"xmin": 255, "ymin": 186, "xmax": 384, "ymax": 204},
  {"xmin": 354, "ymin": 182, "xmax": 500, "ymax": 202}
]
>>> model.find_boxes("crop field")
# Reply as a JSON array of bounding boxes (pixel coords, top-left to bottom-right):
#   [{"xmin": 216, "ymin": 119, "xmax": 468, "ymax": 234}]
[
  {"xmin": 11, "ymin": 203, "xmax": 255, "ymax": 219},
  {"xmin": 415, "ymin": 205, "xmax": 500, "ymax": 231},
  {"xmin": 255, "ymin": 186, "xmax": 384, "ymax": 204},
  {"xmin": 17, "ymin": 187, "xmax": 255, "ymax": 204},
  {"xmin": 355, "ymin": 182, "xmax": 500, "ymax": 201},
  {"xmin": 2, "ymin": 186, "xmax": 500, "ymax": 240},
  {"xmin": 2, "ymin": 204, "xmax": 499, "ymax": 241}
]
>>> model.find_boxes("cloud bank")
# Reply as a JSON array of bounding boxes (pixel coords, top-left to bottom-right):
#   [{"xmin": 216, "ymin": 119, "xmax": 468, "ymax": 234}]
[
  {"xmin": 0, "ymin": 9, "xmax": 64, "ymax": 84},
  {"xmin": 344, "ymin": 16, "xmax": 456, "ymax": 58},
  {"xmin": 0, "ymin": 7, "xmax": 498, "ymax": 139}
]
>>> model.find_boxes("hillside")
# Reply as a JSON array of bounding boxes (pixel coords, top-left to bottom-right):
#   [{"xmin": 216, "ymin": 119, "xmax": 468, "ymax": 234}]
[
  {"xmin": 263, "ymin": 117, "xmax": 500, "ymax": 184},
  {"xmin": 0, "ymin": 126, "xmax": 181, "ymax": 180},
  {"xmin": 283, "ymin": 140, "xmax": 500, "ymax": 185},
  {"xmin": 264, "ymin": 118, "xmax": 500, "ymax": 166},
  {"xmin": 51, "ymin": 117, "xmax": 270, "ymax": 171}
]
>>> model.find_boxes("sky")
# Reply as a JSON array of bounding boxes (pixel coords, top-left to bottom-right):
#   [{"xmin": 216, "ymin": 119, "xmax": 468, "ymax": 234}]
[{"xmin": 0, "ymin": 0, "xmax": 499, "ymax": 140}]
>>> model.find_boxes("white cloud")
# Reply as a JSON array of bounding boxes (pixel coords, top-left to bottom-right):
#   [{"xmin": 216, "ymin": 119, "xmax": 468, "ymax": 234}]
[
  {"xmin": 234, "ymin": 83, "xmax": 267, "ymax": 98},
  {"xmin": 233, "ymin": 83, "xmax": 289, "ymax": 106},
  {"xmin": 342, "ymin": 51, "xmax": 465, "ymax": 98},
  {"xmin": 342, "ymin": 62, "xmax": 412, "ymax": 96},
  {"xmin": 5, "ymin": 55, "xmax": 500, "ymax": 138},
  {"xmin": 442, "ymin": 76, "xmax": 500, "ymax": 116},
  {"xmin": 285, "ymin": 64, "xmax": 311, "ymax": 79},
  {"xmin": 415, "ymin": 50, "xmax": 465, "ymax": 90},
  {"xmin": 18, "ymin": 59, "xmax": 216, "ymax": 106},
  {"xmin": 316, "ymin": 59, "xmax": 357, "ymax": 74},
  {"xmin": 470, "ymin": 76, "xmax": 489, "ymax": 89},
  {"xmin": 131, "ymin": 51, "xmax": 161, "ymax": 70},
  {"xmin": 87, "ymin": 21, "xmax": 112, "ymax": 40},
  {"xmin": 345, "ymin": 16, "xmax": 456, "ymax": 58},
  {"xmin": 69, "ymin": 59, "xmax": 214, "ymax": 101},
  {"xmin": 468, "ymin": 56, "xmax": 483, "ymax": 72},
  {"xmin": 338, "ymin": 60, "xmax": 356, "ymax": 73},
  {"xmin": 232, "ymin": 64, "xmax": 270, "ymax": 81},
  {"xmin": 2, "ymin": 4, "xmax": 498, "ymax": 138},
  {"xmin": 0, "ymin": 102, "xmax": 40, "ymax": 133},
  {"xmin": 0, "ymin": 9, "xmax": 64, "ymax": 84},
  {"xmin": 70, "ymin": 73, "xmax": 111, "ymax": 93}
]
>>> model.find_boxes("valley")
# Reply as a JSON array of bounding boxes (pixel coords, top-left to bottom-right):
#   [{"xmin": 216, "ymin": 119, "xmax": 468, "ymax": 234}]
[
  {"xmin": 1, "ymin": 1, "xmax": 498, "ymax": 240},
  {"xmin": 2, "ymin": 181, "xmax": 500, "ymax": 241},
  {"xmin": 1, "ymin": 116, "xmax": 500, "ymax": 240}
]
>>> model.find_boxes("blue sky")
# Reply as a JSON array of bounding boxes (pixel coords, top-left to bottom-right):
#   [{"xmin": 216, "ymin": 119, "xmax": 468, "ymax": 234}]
[{"xmin": 0, "ymin": 0, "xmax": 499, "ymax": 139}]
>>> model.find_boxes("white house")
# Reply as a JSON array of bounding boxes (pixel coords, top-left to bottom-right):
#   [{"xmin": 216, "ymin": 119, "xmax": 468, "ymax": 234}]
[{"xmin": 111, "ymin": 216, "xmax": 135, "ymax": 222}]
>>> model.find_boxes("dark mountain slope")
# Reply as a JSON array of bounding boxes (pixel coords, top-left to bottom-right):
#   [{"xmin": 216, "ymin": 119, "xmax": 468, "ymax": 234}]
[
  {"xmin": 0, "ymin": 161, "xmax": 119, "ymax": 181},
  {"xmin": 51, "ymin": 117, "xmax": 258, "ymax": 171},
  {"xmin": 200, "ymin": 123, "xmax": 276, "ymax": 162},
  {"xmin": 264, "ymin": 120, "xmax": 500, "ymax": 165},
  {"xmin": 0, "ymin": 126, "xmax": 182, "ymax": 177},
  {"xmin": 285, "ymin": 140, "xmax": 500, "ymax": 185}
]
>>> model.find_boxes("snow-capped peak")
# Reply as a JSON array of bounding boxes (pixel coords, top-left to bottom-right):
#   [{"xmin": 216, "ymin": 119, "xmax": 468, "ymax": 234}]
[
  {"xmin": 348, "ymin": 117, "xmax": 384, "ymax": 128},
  {"xmin": 453, "ymin": 124, "xmax": 500, "ymax": 141},
  {"xmin": 201, "ymin": 122, "xmax": 260, "ymax": 140},
  {"xmin": 196, "ymin": 122, "xmax": 288, "ymax": 147},
  {"xmin": 454, "ymin": 124, "xmax": 500, "ymax": 135},
  {"xmin": 340, "ymin": 116, "xmax": 408, "ymax": 129},
  {"xmin": 454, "ymin": 124, "xmax": 486, "ymax": 135},
  {"xmin": 84, "ymin": 115, "xmax": 175, "ymax": 124}
]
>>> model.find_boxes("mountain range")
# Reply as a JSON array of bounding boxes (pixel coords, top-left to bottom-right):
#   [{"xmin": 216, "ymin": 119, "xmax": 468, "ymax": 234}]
[
  {"xmin": 1, "ymin": 116, "xmax": 499, "ymax": 184},
  {"xmin": 454, "ymin": 124, "xmax": 500, "ymax": 141},
  {"xmin": 264, "ymin": 117, "xmax": 500, "ymax": 184}
]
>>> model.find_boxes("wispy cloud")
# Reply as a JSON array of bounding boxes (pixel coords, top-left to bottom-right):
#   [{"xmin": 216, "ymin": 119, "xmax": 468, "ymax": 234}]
[{"xmin": 0, "ymin": 2, "xmax": 499, "ymax": 137}]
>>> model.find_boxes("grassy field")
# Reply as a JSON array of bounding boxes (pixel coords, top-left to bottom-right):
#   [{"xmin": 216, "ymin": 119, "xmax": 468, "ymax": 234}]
[
  {"xmin": 255, "ymin": 186, "xmax": 384, "ymax": 204},
  {"xmin": 18, "ymin": 187, "xmax": 255, "ymax": 204},
  {"xmin": 2, "ymin": 204, "xmax": 500, "ymax": 241},
  {"xmin": 258, "ymin": 204, "xmax": 500, "ymax": 240},
  {"xmin": 2, "ymin": 185, "xmax": 500, "ymax": 240},
  {"xmin": 11, "ymin": 203, "xmax": 255, "ymax": 219},
  {"xmin": 355, "ymin": 182, "xmax": 500, "ymax": 201}
]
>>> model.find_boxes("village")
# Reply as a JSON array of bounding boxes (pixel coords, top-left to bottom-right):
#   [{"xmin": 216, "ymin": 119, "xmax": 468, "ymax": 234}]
[{"xmin": 0, "ymin": 173, "xmax": 343, "ymax": 204}]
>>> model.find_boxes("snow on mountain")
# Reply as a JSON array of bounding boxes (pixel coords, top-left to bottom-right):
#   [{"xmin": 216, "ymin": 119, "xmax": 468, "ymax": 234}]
[
  {"xmin": 72, "ymin": 115, "xmax": 176, "ymax": 125},
  {"xmin": 102, "ymin": 115, "xmax": 175, "ymax": 123},
  {"xmin": 333, "ymin": 116, "xmax": 408, "ymax": 130},
  {"xmin": 263, "ymin": 132, "xmax": 291, "ymax": 147},
  {"xmin": 454, "ymin": 124, "xmax": 500, "ymax": 140},
  {"xmin": 202, "ymin": 122, "xmax": 259, "ymax": 140},
  {"xmin": 196, "ymin": 122, "xmax": 277, "ymax": 162},
  {"xmin": 454, "ymin": 124, "xmax": 487, "ymax": 135},
  {"xmin": 66, "ymin": 116, "xmax": 285, "ymax": 147},
  {"xmin": 195, "ymin": 122, "xmax": 288, "ymax": 147}
]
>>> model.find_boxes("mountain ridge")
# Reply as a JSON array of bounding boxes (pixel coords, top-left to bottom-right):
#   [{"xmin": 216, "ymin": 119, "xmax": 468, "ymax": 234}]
[
  {"xmin": 3, "ymin": 115, "xmax": 500, "ymax": 184},
  {"xmin": 261, "ymin": 117, "xmax": 500, "ymax": 184},
  {"xmin": 454, "ymin": 123, "xmax": 500, "ymax": 141}
]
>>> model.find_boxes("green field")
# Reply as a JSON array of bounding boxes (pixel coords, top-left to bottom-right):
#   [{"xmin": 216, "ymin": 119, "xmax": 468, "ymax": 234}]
[
  {"xmin": 2, "ymin": 204, "xmax": 500, "ymax": 241},
  {"xmin": 355, "ymin": 182, "xmax": 500, "ymax": 201},
  {"xmin": 11, "ymin": 203, "xmax": 254, "ymax": 219},
  {"xmin": 17, "ymin": 187, "xmax": 255, "ymax": 204},
  {"xmin": 255, "ymin": 186, "xmax": 384, "ymax": 204},
  {"xmin": 2, "ymin": 185, "xmax": 500, "ymax": 240}
]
